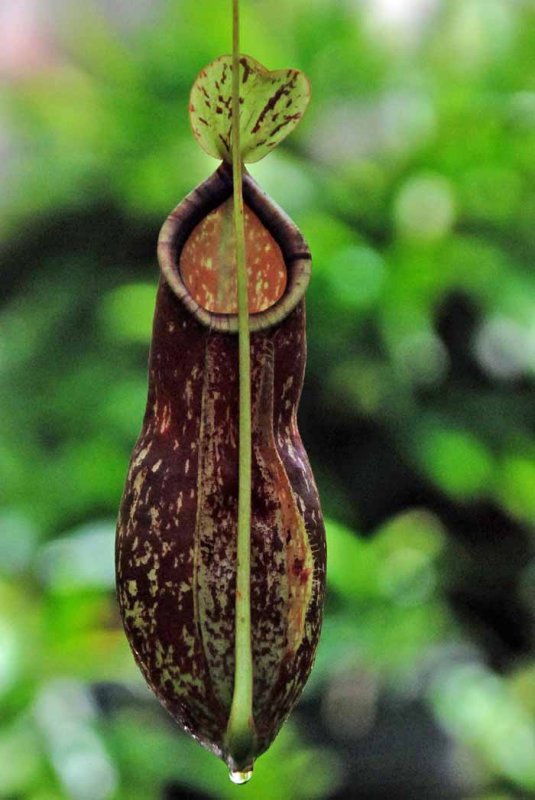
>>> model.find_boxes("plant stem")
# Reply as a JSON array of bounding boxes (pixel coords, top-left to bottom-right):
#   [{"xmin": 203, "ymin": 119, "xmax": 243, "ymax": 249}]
[{"xmin": 225, "ymin": 0, "xmax": 255, "ymax": 768}]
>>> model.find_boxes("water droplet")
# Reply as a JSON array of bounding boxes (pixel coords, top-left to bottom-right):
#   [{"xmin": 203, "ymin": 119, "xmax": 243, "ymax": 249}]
[{"xmin": 229, "ymin": 768, "xmax": 253, "ymax": 785}]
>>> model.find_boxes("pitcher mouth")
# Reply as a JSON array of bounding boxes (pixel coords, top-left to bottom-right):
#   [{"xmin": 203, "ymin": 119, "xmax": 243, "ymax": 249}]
[{"xmin": 157, "ymin": 162, "xmax": 311, "ymax": 333}]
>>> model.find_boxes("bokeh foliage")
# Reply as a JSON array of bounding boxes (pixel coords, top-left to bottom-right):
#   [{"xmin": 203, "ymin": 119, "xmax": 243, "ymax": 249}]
[{"xmin": 0, "ymin": 1, "xmax": 534, "ymax": 798}]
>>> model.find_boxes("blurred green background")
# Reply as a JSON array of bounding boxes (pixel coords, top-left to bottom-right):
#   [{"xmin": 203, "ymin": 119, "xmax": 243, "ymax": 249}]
[{"xmin": 1, "ymin": 0, "xmax": 534, "ymax": 798}]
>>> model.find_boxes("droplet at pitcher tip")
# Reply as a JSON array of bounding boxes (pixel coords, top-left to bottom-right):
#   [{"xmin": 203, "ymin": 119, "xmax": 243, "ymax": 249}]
[{"xmin": 229, "ymin": 768, "xmax": 253, "ymax": 785}]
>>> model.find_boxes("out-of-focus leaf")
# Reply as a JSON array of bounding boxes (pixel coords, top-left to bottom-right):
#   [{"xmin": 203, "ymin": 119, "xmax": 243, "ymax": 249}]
[
  {"xmin": 415, "ymin": 422, "xmax": 495, "ymax": 500},
  {"xmin": 36, "ymin": 521, "xmax": 116, "ymax": 593},
  {"xmin": 429, "ymin": 662, "xmax": 535, "ymax": 791},
  {"xmin": 0, "ymin": 716, "xmax": 43, "ymax": 796},
  {"xmin": 99, "ymin": 283, "xmax": 157, "ymax": 345},
  {"xmin": 494, "ymin": 455, "xmax": 535, "ymax": 524},
  {"xmin": 0, "ymin": 511, "xmax": 39, "ymax": 576},
  {"xmin": 325, "ymin": 518, "xmax": 379, "ymax": 601}
]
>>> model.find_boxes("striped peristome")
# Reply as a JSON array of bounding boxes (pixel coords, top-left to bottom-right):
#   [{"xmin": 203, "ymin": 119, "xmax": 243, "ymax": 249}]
[{"xmin": 115, "ymin": 163, "xmax": 326, "ymax": 771}]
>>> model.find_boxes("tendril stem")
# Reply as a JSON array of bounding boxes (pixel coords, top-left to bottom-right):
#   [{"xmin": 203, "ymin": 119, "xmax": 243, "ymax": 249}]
[{"xmin": 225, "ymin": 0, "xmax": 255, "ymax": 770}]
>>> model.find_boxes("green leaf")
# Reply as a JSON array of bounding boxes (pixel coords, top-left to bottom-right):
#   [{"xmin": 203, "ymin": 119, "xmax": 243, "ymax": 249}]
[{"xmin": 189, "ymin": 54, "xmax": 310, "ymax": 163}]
